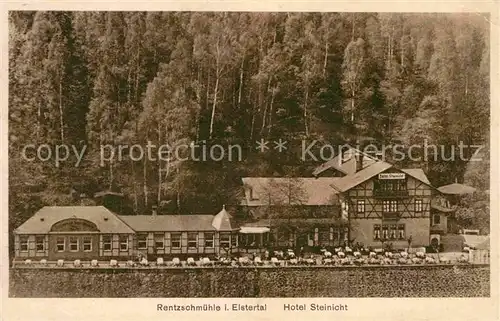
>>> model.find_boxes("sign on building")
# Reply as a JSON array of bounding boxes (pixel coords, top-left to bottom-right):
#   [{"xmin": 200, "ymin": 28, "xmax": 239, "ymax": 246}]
[{"xmin": 378, "ymin": 173, "xmax": 406, "ymax": 180}]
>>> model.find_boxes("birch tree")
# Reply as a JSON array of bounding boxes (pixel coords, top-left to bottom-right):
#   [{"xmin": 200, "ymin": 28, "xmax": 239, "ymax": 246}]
[{"xmin": 341, "ymin": 38, "xmax": 366, "ymax": 124}]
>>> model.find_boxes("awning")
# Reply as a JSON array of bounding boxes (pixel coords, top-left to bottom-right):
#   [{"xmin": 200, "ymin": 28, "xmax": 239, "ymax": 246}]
[
  {"xmin": 437, "ymin": 183, "xmax": 476, "ymax": 195},
  {"xmin": 239, "ymin": 226, "xmax": 270, "ymax": 234}
]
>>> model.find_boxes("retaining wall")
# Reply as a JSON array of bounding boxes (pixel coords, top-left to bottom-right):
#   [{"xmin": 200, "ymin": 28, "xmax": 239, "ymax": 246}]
[{"xmin": 9, "ymin": 265, "xmax": 490, "ymax": 298}]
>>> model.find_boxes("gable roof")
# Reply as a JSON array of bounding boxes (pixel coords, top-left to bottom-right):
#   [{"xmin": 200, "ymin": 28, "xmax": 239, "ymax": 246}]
[
  {"xmin": 119, "ymin": 214, "xmax": 216, "ymax": 232},
  {"xmin": 14, "ymin": 206, "xmax": 135, "ymax": 234},
  {"xmin": 211, "ymin": 206, "xmax": 239, "ymax": 231},
  {"xmin": 400, "ymin": 168, "xmax": 431, "ymax": 185},
  {"xmin": 241, "ymin": 177, "xmax": 341, "ymax": 206},
  {"xmin": 330, "ymin": 161, "xmax": 393, "ymax": 192},
  {"xmin": 312, "ymin": 147, "xmax": 379, "ymax": 176}
]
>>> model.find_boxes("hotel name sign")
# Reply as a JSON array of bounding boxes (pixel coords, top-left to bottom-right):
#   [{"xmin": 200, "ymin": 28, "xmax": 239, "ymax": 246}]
[{"xmin": 378, "ymin": 173, "xmax": 406, "ymax": 180}]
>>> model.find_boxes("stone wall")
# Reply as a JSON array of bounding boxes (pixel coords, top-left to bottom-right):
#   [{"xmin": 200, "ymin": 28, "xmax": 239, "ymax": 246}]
[{"xmin": 10, "ymin": 265, "xmax": 489, "ymax": 298}]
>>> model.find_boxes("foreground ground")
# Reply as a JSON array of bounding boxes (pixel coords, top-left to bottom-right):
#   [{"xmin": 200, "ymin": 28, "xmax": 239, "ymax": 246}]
[{"xmin": 10, "ymin": 263, "xmax": 489, "ymax": 298}]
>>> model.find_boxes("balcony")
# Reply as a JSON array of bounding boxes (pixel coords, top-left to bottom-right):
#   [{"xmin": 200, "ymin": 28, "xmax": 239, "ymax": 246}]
[
  {"xmin": 382, "ymin": 212, "xmax": 401, "ymax": 221},
  {"xmin": 373, "ymin": 189, "xmax": 409, "ymax": 198}
]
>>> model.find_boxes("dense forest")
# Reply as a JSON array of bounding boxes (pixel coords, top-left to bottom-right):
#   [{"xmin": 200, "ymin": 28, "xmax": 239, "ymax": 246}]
[{"xmin": 8, "ymin": 12, "xmax": 490, "ymax": 235}]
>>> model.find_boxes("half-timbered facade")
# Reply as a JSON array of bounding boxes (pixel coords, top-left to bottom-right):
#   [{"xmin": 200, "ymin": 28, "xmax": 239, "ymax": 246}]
[
  {"xmin": 332, "ymin": 166, "xmax": 433, "ymax": 248},
  {"xmin": 240, "ymin": 147, "xmax": 449, "ymax": 250}
]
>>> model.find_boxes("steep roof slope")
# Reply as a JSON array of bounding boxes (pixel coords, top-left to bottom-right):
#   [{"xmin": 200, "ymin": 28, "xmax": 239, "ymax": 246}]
[
  {"xmin": 312, "ymin": 147, "xmax": 379, "ymax": 176},
  {"xmin": 211, "ymin": 206, "xmax": 239, "ymax": 231},
  {"xmin": 15, "ymin": 206, "xmax": 135, "ymax": 234},
  {"xmin": 119, "ymin": 215, "xmax": 216, "ymax": 232}
]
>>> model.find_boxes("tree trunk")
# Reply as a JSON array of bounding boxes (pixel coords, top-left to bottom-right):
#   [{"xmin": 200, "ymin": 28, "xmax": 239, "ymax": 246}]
[
  {"xmin": 195, "ymin": 67, "xmax": 202, "ymax": 141},
  {"xmin": 58, "ymin": 71, "xmax": 64, "ymax": 143},
  {"xmin": 176, "ymin": 167, "xmax": 181, "ymax": 213},
  {"xmin": 250, "ymin": 91, "xmax": 256, "ymax": 143},
  {"xmin": 157, "ymin": 121, "xmax": 162, "ymax": 204},
  {"xmin": 127, "ymin": 67, "xmax": 132, "ymax": 103},
  {"xmin": 132, "ymin": 159, "xmax": 138, "ymax": 213},
  {"xmin": 134, "ymin": 47, "xmax": 141, "ymax": 103},
  {"xmin": 267, "ymin": 88, "xmax": 276, "ymax": 137},
  {"xmin": 323, "ymin": 42, "xmax": 329, "ymax": 77},
  {"xmin": 304, "ymin": 87, "xmax": 309, "ymax": 137},
  {"xmin": 388, "ymin": 34, "xmax": 392, "ymax": 69},
  {"xmin": 143, "ymin": 146, "xmax": 148, "ymax": 207},
  {"xmin": 209, "ymin": 73, "xmax": 219, "ymax": 139},
  {"xmin": 161, "ymin": 156, "xmax": 171, "ymax": 206},
  {"xmin": 351, "ymin": 89, "xmax": 355, "ymax": 123},
  {"xmin": 390, "ymin": 26, "xmax": 395, "ymax": 65},
  {"xmin": 261, "ymin": 77, "xmax": 272, "ymax": 134},
  {"xmin": 109, "ymin": 162, "xmax": 113, "ymax": 190},
  {"xmin": 401, "ymin": 38, "xmax": 404, "ymax": 69},
  {"xmin": 157, "ymin": 163, "xmax": 162, "ymax": 205},
  {"xmin": 261, "ymin": 98, "xmax": 268, "ymax": 135},
  {"xmin": 209, "ymin": 38, "xmax": 221, "ymax": 140},
  {"xmin": 465, "ymin": 74, "xmax": 468, "ymax": 101},
  {"xmin": 37, "ymin": 104, "xmax": 41, "ymax": 141},
  {"xmin": 238, "ymin": 55, "xmax": 245, "ymax": 109},
  {"xmin": 387, "ymin": 36, "xmax": 391, "ymax": 68},
  {"xmin": 132, "ymin": 122, "xmax": 138, "ymax": 213},
  {"xmin": 36, "ymin": 78, "xmax": 41, "ymax": 141},
  {"xmin": 109, "ymin": 129, "xmax": 114, "ymax": 190},
  {"xmin": 351, "ymin": 14, "xmax": 355, "ymax": 41},
  {"xmin": 206, "ymin": 68, "xmax": 210, "ymax": 113}
]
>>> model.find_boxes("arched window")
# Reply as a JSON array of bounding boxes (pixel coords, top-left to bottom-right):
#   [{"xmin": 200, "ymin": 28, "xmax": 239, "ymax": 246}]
[{"xmin": 50, "ymin": 218, "xmax": 99, "ymax": 232}]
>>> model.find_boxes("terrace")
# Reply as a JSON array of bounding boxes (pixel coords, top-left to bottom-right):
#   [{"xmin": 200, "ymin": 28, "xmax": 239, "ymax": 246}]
[{"xmin": 12, "ymin": 247, "xmax": 488, "ymax": 269}]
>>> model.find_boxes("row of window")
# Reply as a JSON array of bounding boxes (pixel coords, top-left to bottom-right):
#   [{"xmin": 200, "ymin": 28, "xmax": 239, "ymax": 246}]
[
  {"xmin": 19, "ymin": 236, "xmax": 93, "ymax": 252},
  {"xmin": 20, "ymin": 233, "xmax": 239, "ymax": 253},
  {"xmin": 374, "ymin": 179, "xmax": 407, "ymax": 191},
  {"xmin": 101, "ymin": 235, "xmax": 128, "ymax": 251},
  {"xmin": 356, "ymin": 199, "xmax": 424, "ymax": 213},
  {"xmin": 19, "ymin": 235, "xmax": 123, "ymax": 252},
  {"xmin": 56, "ymin": 237, "xmax": 93, "ymax": 252},
  {"xmin": 373, "ymin": 224, "xmax": 406, "ymax": 240},
  {"xmin": 19, "ymin": 236, "xmax": 46, "ymax": 252},
  {"xmin": 136, "ymin": 232, "xmax": 237, "ymax": 249}
]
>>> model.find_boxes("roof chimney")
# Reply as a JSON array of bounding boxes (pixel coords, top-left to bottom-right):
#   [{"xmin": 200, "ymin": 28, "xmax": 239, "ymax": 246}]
[
  {"xmin": 152, "ymin": 205, "xmax": 158, "ymax": 216},
  {"xmin": 355, "ymin": 151, "xmax": 364, "ymax": 172}
]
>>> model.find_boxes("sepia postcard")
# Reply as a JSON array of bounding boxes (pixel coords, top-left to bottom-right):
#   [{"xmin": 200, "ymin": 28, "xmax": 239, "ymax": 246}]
[{"xmin": 1, "ymin": 1, "xmax": 499, "ymax": 321}]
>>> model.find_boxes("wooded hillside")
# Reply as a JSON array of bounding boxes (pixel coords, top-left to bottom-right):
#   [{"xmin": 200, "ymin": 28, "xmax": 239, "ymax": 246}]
[{"xmin": 9, "ymin": 12, "xmax": 490, "ymax": 232}]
